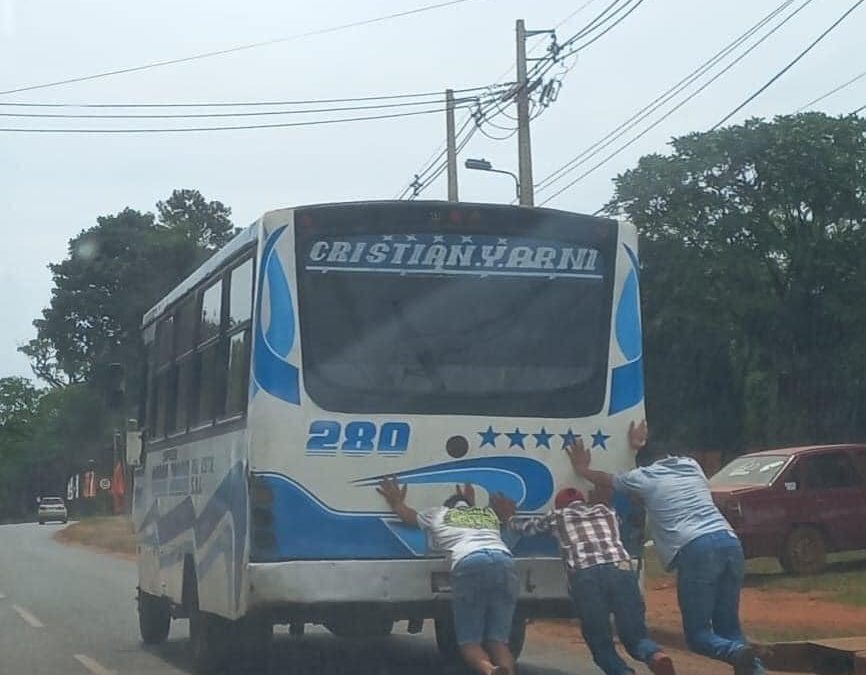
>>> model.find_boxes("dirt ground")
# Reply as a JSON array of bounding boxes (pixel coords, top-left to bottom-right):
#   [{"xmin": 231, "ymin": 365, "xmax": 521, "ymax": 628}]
[
  {"xmin": 643, "ymin": 576, "xmax": 866, "ymax": 643},
  {"xmin": 54, "ymin": 516, "xmax": 136, "ymax": 559}
]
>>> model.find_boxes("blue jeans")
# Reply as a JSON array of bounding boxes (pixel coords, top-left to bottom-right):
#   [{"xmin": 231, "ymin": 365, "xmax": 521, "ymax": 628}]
[
  {"xmin": 674, "ymin": 530, "xmax": 760, "ymax": 670},
  {"xmin": 452, "ymin": 549, "xmax": 518, "ymax": 646},
  {"xmin": 568, "ymin": 562, "xmax": 660, "ymax": 675}
]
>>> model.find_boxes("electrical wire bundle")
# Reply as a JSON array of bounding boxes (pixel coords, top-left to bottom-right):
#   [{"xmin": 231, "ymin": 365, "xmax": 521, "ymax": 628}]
[{"xmin": 398, "ymin": 0, "xmax": 647, "ymax": 199}]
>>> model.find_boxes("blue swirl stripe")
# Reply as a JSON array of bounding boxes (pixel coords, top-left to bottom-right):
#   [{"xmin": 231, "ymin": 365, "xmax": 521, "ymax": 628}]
[
  {"xmin": 252, "ymin": 225, "xmax": 300, "ymax": 405},
  {"xmin": 609, "ymin": 243, "xmax": 645, "ymax": 414},
  {"xmin": 353, "ymin": 456, "xmax": 554, "ymax": 511}
]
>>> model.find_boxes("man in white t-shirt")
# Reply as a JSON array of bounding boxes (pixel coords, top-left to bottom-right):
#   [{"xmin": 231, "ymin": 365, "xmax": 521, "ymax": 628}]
[{"xmin": 378, "ymin": 477, "xmax": 517, "ymax": 675}]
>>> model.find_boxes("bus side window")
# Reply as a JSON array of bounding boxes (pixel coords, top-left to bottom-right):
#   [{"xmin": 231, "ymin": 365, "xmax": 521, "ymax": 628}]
[
  {"xmin": 153, "ymin": 316, "xmax": 175, "ymax": 438},
  {"xmin": 193, "ymin": 279, "xmax": 224, "ymax": 428},
  {"xmin": 172, "ymin": 297, "xmax": 197, "ymax": 435},
  {"xmin": 224, "ymin": 258, "xmax": 253, "ymax": 418}
]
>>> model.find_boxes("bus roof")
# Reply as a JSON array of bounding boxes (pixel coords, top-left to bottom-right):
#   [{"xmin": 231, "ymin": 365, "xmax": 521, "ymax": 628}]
[
  {"xmin": 142, "ymin": 223, "xmax": 258, "ymax": 327},
  {"xmin": 141, "ymin": 200, "xmax": 619, "ymax": 328}
]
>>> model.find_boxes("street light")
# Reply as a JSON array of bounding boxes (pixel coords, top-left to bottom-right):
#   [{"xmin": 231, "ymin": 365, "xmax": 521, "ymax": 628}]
[{"xmin": 464, "ymin": 158, "xmax": 520, "ymax": 201}]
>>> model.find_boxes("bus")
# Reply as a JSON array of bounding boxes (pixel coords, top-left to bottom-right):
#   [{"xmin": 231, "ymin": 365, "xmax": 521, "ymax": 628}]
[{"xmin": 131, "ymin": 200, "xmax": 646, "ymax": 672}]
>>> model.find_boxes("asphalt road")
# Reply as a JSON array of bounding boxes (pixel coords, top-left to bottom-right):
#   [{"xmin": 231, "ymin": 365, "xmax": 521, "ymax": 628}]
[{"xmin": 0, "ymin": 523, "xmax": 599, "ymax": 675}]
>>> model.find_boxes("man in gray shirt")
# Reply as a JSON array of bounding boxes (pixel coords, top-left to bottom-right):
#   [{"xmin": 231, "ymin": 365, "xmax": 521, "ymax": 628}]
[{"xmin": 567, "ymin": 422, "xmax": 765, "ymax": 675}]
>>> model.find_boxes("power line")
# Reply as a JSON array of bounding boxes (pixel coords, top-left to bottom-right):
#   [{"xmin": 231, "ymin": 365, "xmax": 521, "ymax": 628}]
[
  {"xmin": 0, "ymin": 94, "xmax": 495, "ymax": 120},
  {"xmin": 397, "ymin": 0, "xmax": 637, "ymax": 199},
  {"xmin": 0, "ymin": 0, "xmax": 486, "ymax": 97},
  {"xmin": 796, "ymin": 68, "xmax": 866, "ymax": 111},
  {"xmin": 0, "ymin": 102, "xmax": 475, "ymax": 134},
  {"xmin": 712, "ymin": 0, "xmax": 866, "ymax": 130},
  {"xmin": 536, "ymin": 0, "xmax": 802, "ymax": 193},
  {"xmin": 538, "ymin": 0, "xmax": 814, "ymax": 205},
  {"xmin": 0, "ymin": 84, "xmax": 505, "ymax": 109}
]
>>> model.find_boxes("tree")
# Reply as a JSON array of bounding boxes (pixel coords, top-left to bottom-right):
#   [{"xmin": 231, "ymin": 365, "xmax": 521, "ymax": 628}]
[
  {"xmin": 608, "ymin": 112, "xmax": 866, "ymax": 452},
  {"xmin": 157, "ymin": 188, "xmax": 237, "ymax": 260},
  {"xmin": 20, "ymin": 191, "xmax": 235, "ymax": 394},
  {"xmin": 0, "ymin": 377, "xmax": 43, "ymax": 518}
]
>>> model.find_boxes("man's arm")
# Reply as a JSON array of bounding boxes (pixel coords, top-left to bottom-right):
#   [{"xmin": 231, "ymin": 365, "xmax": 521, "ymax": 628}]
[
  {"xmin": 565, "ymin": 438, "xmax": 615, "ymax": 489},
  {"xmin": 377, "ymin": 477, "xmax": 418, "ymax": 527},
  {"xmin": 508, "ymin": 512, "xmax": 556, "ymax": 537},
  {"xmin": 490, "ymin": 493, "xmax": 555, "ymax": 536}
]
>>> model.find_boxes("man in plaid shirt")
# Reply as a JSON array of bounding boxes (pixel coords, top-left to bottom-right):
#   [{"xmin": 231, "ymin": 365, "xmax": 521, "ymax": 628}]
[{"xmin": 493, "ymin": 488, "xmax": 675, "ymax": 675}]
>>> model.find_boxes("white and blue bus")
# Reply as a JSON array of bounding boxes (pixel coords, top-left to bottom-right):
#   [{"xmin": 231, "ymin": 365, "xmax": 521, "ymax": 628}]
[{"xmin": 131, "ymin": 200, "xmax": 646, "ymax": 671}]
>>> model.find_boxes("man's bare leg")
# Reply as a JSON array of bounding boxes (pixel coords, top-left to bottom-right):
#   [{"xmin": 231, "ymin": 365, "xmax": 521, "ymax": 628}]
[
  {"xmin": 459, "ymin": 643, "xmax": 506, "ymax": 675},
  {"xmin": 486, "ymin": 640, "xmax": 515, "ymax": 675}
]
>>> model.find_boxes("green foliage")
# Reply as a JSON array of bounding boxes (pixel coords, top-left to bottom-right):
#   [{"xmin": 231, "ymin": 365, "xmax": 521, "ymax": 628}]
[
  {"xmin": 2, "ymin": 189, "xmax": 234, "ymax": 519},
  {"xmin": 609, "ymin": 112, "xmax": 866, "ymax": 452},
  {"xmin": 19, "ymin": 189, "xmax": 234, "ymax": 395}
]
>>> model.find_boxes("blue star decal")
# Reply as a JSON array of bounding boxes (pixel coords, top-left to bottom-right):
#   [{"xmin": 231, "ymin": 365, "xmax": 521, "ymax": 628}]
[
  {"xmin": 591, "ymin": 429, "xmax": 611, "ymax": 450},
  {"xmin": 533, "ymin": 427, "xmax": 553, "ymax": 449},
  {"xmin": 478, "ymin": 426, "xmax": 500, "ymax": 448},
  {"xmin": 506, "ymin": 428, "xmax": 527, "ymax": 450},
  {"xmin": 560, "ymin": 428, "xmax": 579, "ymax": 449}
]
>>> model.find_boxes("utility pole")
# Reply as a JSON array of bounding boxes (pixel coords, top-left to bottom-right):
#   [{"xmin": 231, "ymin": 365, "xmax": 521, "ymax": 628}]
[
  {"xmin": 516, "ymin": 19, "xmax": 534, "ymax": 207},
  {"xmin": 445, "ymin": 88, "xmax": 459, "ymax": 202}
]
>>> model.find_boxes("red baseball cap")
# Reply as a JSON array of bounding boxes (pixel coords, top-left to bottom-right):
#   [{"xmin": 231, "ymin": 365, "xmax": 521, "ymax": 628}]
[{"xmin": 554, "ymin": 487, "xmax": 585, "ymax": 509}]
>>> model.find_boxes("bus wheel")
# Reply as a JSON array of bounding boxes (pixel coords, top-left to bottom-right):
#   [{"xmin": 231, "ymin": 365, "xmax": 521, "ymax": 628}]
[
  {"xmin": 434, "ymin": 616, "xmax": 459, "ymax": 661},
  {"xmin": 508, "ymin": 617, "xmax": 527, "ymax": 660},
  {"xmin": 435, "ymin": 616, "xmax": 526, "ymax": 662},
  {"xmin": 138, "ymin": 591, "xmax": 170, "ymax": 645},
  {"xmin": 189, "ymin": 607, "xmax": 230, "ymax": 674},
  {"xmin": 230, "ymin": 616, "xmax": 273, "ymax": 674}
]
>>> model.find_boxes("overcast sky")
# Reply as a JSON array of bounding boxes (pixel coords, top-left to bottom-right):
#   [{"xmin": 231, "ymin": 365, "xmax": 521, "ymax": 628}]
[{"xmin": 1, "ymin": 0, "xmax": 864, "ymax": 381}]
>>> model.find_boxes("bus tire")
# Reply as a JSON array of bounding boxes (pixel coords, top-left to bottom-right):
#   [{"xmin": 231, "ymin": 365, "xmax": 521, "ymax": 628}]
[
  {"xmin": 189, "ymin": 607, "xmax": 230, "ymax": 674},
  {"xmin": 434, "ymin": 615, "xmax": 526, "ymax": 661},
  {"xmin": 779, "ymin": 526, "xmax": 827, "ymax": 575},
  {"xmin": 186, "ymin": 563, "xmax": 230, "ymax": 675},
  {"xmin": 138, "ymin": 591, "xmax": 171, "ymax": 645},
  {"xmin": 230, "ymin": 616, "xmax": 273, "ymax": 674}
]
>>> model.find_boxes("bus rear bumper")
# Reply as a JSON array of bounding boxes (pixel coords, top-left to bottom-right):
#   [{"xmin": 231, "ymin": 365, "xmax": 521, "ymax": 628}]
[{"xmin": 247, "ymin": 557, "xmax": 573, "ymax": 621}]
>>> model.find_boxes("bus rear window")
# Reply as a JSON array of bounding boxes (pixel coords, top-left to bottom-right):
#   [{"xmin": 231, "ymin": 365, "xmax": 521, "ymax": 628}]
[{"xmin": 294, "ymin": 205, "xmax": 616, "ymax": 418}]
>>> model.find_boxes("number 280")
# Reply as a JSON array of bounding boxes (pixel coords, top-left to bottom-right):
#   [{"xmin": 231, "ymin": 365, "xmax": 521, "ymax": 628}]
[{"xmin": 306, "ymin": 420, "xmax": 410, "ymax": 455}]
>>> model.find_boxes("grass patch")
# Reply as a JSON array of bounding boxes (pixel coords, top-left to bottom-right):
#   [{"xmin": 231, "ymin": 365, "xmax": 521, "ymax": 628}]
[
  {"xmin": 643, "ymin": 544, "xmax": 866, "ymax": 607},
  {"xmin": 55, "ymin": 516, "xmax": 136, "ymax": 557},
  {"xmin": 744, "ymin": 552, "xmax": 866, "ymax": 607}
]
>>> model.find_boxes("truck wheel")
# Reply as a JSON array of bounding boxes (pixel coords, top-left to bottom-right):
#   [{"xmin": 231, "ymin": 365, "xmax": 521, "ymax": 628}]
[
  {"xmin": 138, "ymin": 591, "xmax": 171, "ymax": 645},
  {"xmin": 434, "ymin": 615, "xmax": 526, "ymax": 661},
  {"xmin": 780, "ymin": 526, "xmax": 827, "ymax": 575}
]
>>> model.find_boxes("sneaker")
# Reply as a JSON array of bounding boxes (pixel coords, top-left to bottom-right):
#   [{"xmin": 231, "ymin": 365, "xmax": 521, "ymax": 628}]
[
  {"xmin": 648, "ymin": 652, "xmax": 676, "ymax": 675},
  {"xmin": 732, "ymin": 646, "xmax": 757, "ymax": 675}
]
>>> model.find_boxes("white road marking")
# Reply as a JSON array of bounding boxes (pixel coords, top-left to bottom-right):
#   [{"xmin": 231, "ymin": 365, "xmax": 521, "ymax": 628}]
[
  {"xmin": 11, "ymin": 604, "xmax": 44, "ymax": 628},
  {"xmin": 73, "ymin": 654, "xmax": 116, "ymax": 675}
]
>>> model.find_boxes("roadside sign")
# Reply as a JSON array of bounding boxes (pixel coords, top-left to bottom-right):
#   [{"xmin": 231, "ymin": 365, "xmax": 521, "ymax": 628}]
[{"xmin": 99, "ymin": 478, "xmax": 111, "ymax": 491}]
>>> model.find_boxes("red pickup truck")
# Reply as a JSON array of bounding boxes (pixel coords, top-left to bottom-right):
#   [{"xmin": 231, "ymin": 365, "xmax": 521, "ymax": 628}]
[{"xmin": 710, "ymin": 444, "xmax": 866, "ymax": 575}]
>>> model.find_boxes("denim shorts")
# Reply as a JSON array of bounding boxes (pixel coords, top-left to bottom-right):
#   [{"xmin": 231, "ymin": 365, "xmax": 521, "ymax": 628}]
[{"xmin": 451, "ymin": 549, "xmax": 518, "ymax": 646}]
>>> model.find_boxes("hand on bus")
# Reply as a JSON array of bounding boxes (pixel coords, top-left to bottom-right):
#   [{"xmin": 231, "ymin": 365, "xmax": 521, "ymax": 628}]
[
  {"xmin": 489, "ymin": 493, "xmax": 517, "ymax": 522},
  {"xmin": 564, "ymin": 437, "xmax": 590, "ymax": 473},
  {"xmin": 377, "ymin": 477, "xmax": 407, "ymax": 507},
  {"xmin": 628, "ymin": 419, "xmax": 648, "ymax": 451},
  {"xmin": 455, "ymin": 483, "xmax": 476, "ymax": 507}
]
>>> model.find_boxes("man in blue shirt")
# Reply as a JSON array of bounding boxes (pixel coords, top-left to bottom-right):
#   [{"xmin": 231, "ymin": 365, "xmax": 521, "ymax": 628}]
[{"xmin": 567, "ymin": 421, "xmax": 765, "ymax": 675}]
